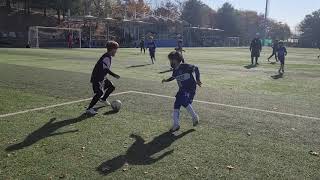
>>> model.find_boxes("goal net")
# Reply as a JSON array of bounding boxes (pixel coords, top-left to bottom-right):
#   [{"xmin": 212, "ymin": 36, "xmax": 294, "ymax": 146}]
[{"xmin": 28, "ymin": 26, "xmax": 82, "ymax": 48}]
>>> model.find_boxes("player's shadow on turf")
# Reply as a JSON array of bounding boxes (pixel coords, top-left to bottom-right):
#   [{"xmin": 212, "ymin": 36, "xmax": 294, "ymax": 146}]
[
  {"xmin": 103, "ymin": 110, "xmax": 119, "ymax": 115},
  {"xmin": 271, "ymin": 73, "xmax": 283, "ymax": 79},
  {"xmin": 159, "ymin": 69, "xmax": 173, "ymax": 74},
  {"xmin": 127, "ymin": 64, "xmax": 152, "ymax": 68},
  {"xmin": 244, "ymin": 64, "xmax": 257, "ymax": 69},
  {"xmin": 96, "ymin": 129, "xmax": 195, "ymax": 175},
  {"xmin": 5, "ymin": 113, "xmax": 96, "ymax": 152}
]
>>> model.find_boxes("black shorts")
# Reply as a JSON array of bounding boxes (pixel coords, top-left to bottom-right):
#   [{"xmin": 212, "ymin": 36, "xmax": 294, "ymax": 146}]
[
  {"xmin": 279, "ymin": 57, "xmax": 285, "ymax": 65},
  {"xmin": 251, "ymin": 50, "xmax": 260, "ymax": 57},
  {"xmin": 92, "ymin": 79, "xmax": 114, "ymax": 95}
]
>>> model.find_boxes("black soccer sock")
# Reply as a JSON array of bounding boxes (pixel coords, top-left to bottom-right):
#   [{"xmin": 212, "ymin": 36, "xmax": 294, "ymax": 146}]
[
  {"xmin": 88, "ymin": 94, "xmax": 101, "ymax": 110},
  {"xmin": 101, "ymin": 86, "xmax": 115, "ymax": 101}
]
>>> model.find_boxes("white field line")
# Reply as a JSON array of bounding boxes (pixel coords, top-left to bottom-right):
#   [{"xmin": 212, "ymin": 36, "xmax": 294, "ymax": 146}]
[
  {"xmin": 1, "ymin": 90, "xmax": 320, "ymax": 121},
  {"xmin": 0, "ymin": 91, "xmax": 131, "ymax": 118},
  {"xmin": 129, "ymin": 91, "xmax": 320, "ymax": 121}
]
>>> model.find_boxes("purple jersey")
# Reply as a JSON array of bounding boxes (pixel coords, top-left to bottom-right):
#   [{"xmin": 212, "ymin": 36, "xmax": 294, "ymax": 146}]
[
  {"xmin": 147, "ymin": 41, "xmax": 156, "ymax": 51},
  {"xmin": 172, "ymin": 64, "xmax": 200, "ymax": 92},
  {"xmin": 277, "ymin": 46, "xmax": 287, "ymax": 58}
]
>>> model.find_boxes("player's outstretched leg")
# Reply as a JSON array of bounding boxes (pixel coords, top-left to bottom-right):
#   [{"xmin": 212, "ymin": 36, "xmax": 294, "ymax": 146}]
[
  {"xmin": 267, "ymin": 53, "xmax": 273, "ymax": 61},
  {"xmin": 251, "ymin": 57, "xmax": 254, "ymax": 65},
  {"xmin": 170, "ymin": 109, "xmax": 181, "ymax": 132},
  {"xmin": 153, "ymin": 52, "xmax": 156, "ymax": 62},
  {"xmin": 186, "ymin": 104, "xmax": 199, "ymax": 126},
  {"xmin": 86, "ymin": 83, "xmax": 103, "ymax": 115},
  {"xmin": 100, "ymin": 79, "xmax": 115, "ymax": 105}
]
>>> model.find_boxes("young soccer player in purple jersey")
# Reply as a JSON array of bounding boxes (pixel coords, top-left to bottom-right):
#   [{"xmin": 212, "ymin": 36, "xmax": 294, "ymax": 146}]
[
  {"xmin": 147, "ymin": 36, "xmax": 157, "ymax": 64},
  {"xmin": 86, "ymin": 41, "xmax": 121, "ymax": 115},
  {"xmin": 277, "ymin": 41, "xmax": 287, "ymax": 74},
  {"xmin": 162, "ymin": 51, "xmax": 202, "ymax": 132}
]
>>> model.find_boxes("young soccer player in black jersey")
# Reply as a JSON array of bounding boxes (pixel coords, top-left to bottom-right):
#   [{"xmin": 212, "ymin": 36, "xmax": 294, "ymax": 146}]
[{"xmin": 86, "ymin": 41, "xmax": 121, "ymax": 115}]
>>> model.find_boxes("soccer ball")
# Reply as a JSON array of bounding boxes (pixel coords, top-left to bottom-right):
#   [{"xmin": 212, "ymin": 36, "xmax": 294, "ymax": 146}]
[{"xmin": 111, "ymin": 100, "xmax": 122, "ymax": 112}]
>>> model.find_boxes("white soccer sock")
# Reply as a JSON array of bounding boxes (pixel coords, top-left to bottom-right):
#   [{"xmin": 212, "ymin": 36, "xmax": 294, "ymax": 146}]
[
  {"xmin": 186, "ymin": 104, "xmax": 198, "ymax": 120},
  {"xmin": 173, "ymin": 109, "xmax": 180, "ymax": 127}
]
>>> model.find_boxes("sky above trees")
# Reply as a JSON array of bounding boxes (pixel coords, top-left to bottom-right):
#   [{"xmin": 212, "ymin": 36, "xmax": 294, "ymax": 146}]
[{"xmin": 156, "ymin": 0, "xmax": 320, "ymax": 31}]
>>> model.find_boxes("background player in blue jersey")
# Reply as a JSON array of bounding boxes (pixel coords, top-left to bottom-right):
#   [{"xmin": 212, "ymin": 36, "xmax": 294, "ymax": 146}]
[
  {"xmin": 162, "ymin": 51, "xmax": 202, "ymax": 132},
  {"xmin": 86, "ymin": 41, "xmax": 121, "ymax": 115},
  {"xmin": 268, "ymin": 39, "xmax": 279, "ymax": 62},
  {"xmin": 277, "ymin": 41, "xmax": 287, "ymax": 74},
  {"xmin": 175, "ymin": 39, "xmax": 185, "ymax": 63},
  {"xmin": 147, "ymin": 36, "xmax": 157, "ymax": 64}
]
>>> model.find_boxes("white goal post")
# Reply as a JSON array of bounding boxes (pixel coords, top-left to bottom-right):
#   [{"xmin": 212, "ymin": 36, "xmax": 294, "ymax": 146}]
[{"xmin": 28, "ymin": 26, "xmax": 82, "ymax": 48}]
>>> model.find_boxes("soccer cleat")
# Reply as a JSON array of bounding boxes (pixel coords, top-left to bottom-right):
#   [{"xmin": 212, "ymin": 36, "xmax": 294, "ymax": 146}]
[
  {"xmin": 86, "ymin": 108, "xmax": 98, "ymax": 115},
  {"xmin": 100, "ymin": 99, "xmax": 111, "ymax": 106},
  {"xmin": 169, "ymin": 125, "xmax": 180, "ymax": 133},
  {"xmin": 192, "ymin": 115, "xmax": 199, "ymax": 127}
]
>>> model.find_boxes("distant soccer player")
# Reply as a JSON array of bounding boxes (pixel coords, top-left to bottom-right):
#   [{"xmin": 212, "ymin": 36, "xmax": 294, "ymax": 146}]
[
  {"xmin": 277, "ymin": 41, "xmax": 287, "ymax": 74},
  {"xmin": 250, "ymin": 34, "xmax": 262, "ymax": 65},
  {"xmin": 67, "ymin": 33, "xmax": 73, "ymax": 48},
  {"xmin": 268, "ymin": 40, "xmax": 279, "ymax": 62},
  {"xmin": 86, "ymin": 41, "xmax": 121, "ymax": 115},
  {"xmin": 139, "ymin": 38, "xmax": 145, "ymax": 54},
  {"xmin": 175, "ymin": 39, "xmax": 185, "ymax": 63},
  {"xmin": 162, "ymin": 51, "xmax": 201, "ymax": 132},
  {"xmin": 147, "ymin": 36, "xmax": 156, "ymax": 64}
]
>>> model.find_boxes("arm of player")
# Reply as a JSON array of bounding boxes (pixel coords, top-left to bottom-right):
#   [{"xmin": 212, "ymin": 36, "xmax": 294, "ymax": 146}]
[
  {"xmin": 162, "ymin": 77, "xmax": 175, "ymax": 83},
  {"xmin": 259, "ymin": 41, "xmax": 262, "ymax": 51},
  {"xmin": 284, "ymin": 47, "xmax": 288, "ymax": 56},
  {"xmin": 105, "ymin": 69, "xmax": 120, "ymax": 79},
  {"xmin": 194, "ymin": 66, "xmax": 202, "ymax": 87}
]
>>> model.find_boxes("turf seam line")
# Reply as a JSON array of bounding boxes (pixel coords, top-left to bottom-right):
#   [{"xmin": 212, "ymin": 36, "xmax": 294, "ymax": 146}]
[
  {"xmin": 129, "ymin": 91, "xmax": 320, "ymax": 121},
  {"xmin": 0, "ymin": 91, "xmax": 131, "ymax": 118}
]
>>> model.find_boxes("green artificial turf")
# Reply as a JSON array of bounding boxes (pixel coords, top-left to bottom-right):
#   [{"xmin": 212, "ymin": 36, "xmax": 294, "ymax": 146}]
[{"xmin": 0, "ymin": 47, "xmax": 319, "ymax": 179}]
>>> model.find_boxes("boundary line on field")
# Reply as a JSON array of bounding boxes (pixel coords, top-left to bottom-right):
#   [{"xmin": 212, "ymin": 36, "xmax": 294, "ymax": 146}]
[
  {"xmin": 0, "ymin": 91, "xmax": 131, "ymax": 118},
  {"xmin": 129, "ymin": 90, "xmax": 320, "ymax": 121},
  {"xmin": 1, "ymin": 90, "xmax": 320, "ymax": 121}
]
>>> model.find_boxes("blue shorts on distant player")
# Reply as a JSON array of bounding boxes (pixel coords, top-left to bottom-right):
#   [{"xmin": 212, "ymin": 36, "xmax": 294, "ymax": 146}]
[
  {"xmin": 279, "ymin": 56, "xmax": 285, "ymax": 65},
  {"xmin": 149, "ymin": 49, "xmax": 155, "ymax": 58},
  {"xmin": 174, "ymin": 90, "xmax": 195, "ymax": 109}
]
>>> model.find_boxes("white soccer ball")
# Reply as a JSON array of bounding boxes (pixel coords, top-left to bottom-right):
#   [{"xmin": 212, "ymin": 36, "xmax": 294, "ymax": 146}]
[{"xmin": 111, "ymin": 100, "xmax": 122, "ymax": 112}]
